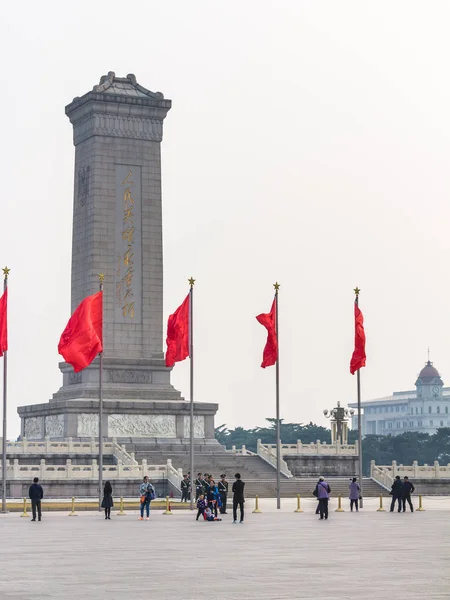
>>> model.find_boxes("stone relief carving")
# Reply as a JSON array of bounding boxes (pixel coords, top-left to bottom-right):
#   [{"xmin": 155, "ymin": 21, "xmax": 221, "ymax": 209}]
[
  {"xmin": 45, "ymin": 414, "xmax": 64, "ymax": 438},
  {"xmin": 108, "ymin": 414, "xmax": 176, "ymax": 438},
  {"xmin": 78, "ymin": 166, "xmax": 90, "ymax": 206},
  {"xmin": 69, "ymin": 372, "xmax": 82, "ymax": 385},
  {"xmin": 184, "ymin": 416, "xmax": 205, "ymax": 439},
  {"xmin": 107, "ymin": 370, "xmax": 150, "ymax": 384},
  {"xmin": 77, "ymin": 414, "xmax": 99, "ymax": 437},
  {"xmin": 24, "ymin": 417, "xmax": 44, "ymax": 439}
]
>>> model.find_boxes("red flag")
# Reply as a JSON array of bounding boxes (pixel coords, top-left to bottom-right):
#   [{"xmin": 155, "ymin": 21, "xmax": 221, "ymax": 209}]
[
  {"xmin": 256, "ymin": 298, "xmax": 278, "ymax": 368},
  {"xmin": 58, "ymin": 292, "xmax": 103, "ymax": 372},
  {"xmin": 0, "ymin": 288, "xmax": 7, "ymax": 357},
  {"xmin": 350, "ymin": 302, "xmax": 366, "ymax": 375},
  {"xmin": 165, "ymin": 294, "xmax": 189, "ymax": 367}
]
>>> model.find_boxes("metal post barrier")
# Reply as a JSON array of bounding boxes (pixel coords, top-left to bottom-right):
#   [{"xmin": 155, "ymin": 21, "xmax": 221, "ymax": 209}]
[
  {"xmin": 163, "ymin": 496, "xmax": 173, "ymax": 515},
  {"xmin": 376, "ymin": 495, "xmax": 386, "ymax": 512},
  {"xmin": 117, "ymin": 497, "xmax": 126, "ymax": 516},
  {"xmin": 335, "ymin": 494, "xmax": 344, "ymax": 512},
  {"xmin": 294, "ymin": 494, "xmax": 304, "ymax": 513},
  {"xmin": 20, "ymin": 498, "xmax": 29, "ymax": 518},
  {"xmin": 252, "ymin": 495, "xmax": 262, "ymax": 514},
  {"xmin": 68, "ymin": 497, "xmax": 77, "ymax": 517},
  {"xmin": 416, "ymin": 494, "xmax": 425, "ymax": 512}
]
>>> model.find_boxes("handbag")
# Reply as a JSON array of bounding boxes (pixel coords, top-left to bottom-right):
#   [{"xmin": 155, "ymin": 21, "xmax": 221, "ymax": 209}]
[{"xmin": 140, "ymin": 495, "xmax": 146, "ymax": 503}]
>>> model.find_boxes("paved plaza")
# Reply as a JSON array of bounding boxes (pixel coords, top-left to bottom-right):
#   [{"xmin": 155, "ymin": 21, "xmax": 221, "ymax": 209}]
[{"xmin": 1, "ymin": 497, "xmax": 450, "ymax": 600}]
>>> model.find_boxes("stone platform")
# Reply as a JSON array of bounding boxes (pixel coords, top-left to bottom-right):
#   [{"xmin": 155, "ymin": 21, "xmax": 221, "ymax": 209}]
[{"xmin": 1, "ymin": 498, "xmax": 449, "ymax": 599}]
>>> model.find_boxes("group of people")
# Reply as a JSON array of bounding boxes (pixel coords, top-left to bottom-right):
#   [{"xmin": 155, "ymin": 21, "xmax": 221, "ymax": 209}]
[
  {"xmin": 389, "ymin": 475, "xmax": 415, "ymax": 512},
  {"xmin": 193, "ymin": 473, "xmax": 245, "ymax": 523},
  {"xmin": 312, "ymin": 474, "xmax": 416, "ymax": 520}
]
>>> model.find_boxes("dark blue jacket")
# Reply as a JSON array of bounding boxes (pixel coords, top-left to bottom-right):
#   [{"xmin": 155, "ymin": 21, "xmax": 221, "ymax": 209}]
[{"xmin": 29, "ymin": 483, "xmax": 44, "ymax": 501}]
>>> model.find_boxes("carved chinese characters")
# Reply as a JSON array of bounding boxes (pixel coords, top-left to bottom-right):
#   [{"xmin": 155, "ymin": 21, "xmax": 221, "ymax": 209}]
[{"xmin": 115, "ymin": 166, "xmax": 142, "ymax": 323}]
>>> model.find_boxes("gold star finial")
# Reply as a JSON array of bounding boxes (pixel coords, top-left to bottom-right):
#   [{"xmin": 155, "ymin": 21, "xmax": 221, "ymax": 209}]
[
  {"xmin": 273, "ymin": 282, "xmax": 280, "ymax": 292},
  {"xmin": 188, "ymin": 277, "xmax": 195, "ymax": 288},
  {"xmin": 2, "ymin": 266, "xmax": 10, "ymax": 279},
  {"xmin": 354, "ymin": 287, "xmax": 360, "ymax": 297},
  {"xmin": 98, "ymin": 273, "xmax": 105, "ymax": 283}
]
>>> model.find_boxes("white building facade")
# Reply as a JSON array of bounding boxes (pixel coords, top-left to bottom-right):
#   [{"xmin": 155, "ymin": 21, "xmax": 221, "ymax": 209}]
[{"xmin": 349, "ymin": 361, "xmax": 450, "ymax": 436}]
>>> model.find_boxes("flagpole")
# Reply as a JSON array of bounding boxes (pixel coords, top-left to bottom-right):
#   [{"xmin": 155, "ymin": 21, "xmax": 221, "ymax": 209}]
[
  {"xmin": 188, "ymin": 277, "xmax": 195, "ymax": 510},
  {"xmin": 274, "ymin": 282, "xmax": 281, "ymax": 510},
  {"xmin": 98, "ymin": 274, "xmax": 104, "ymax": 511},
  {"xmin": 1, "ymin": 267, "xmax": 9, "ymax": 514},
  {"xmin": 354, "ymin": 287, "xmax": 363, "ymax": 509}
]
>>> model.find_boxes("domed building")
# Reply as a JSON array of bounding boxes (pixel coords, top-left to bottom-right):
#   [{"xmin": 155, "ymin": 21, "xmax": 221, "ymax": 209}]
[{"xmin": 348, "ymin": 360, "xmax": 450, "ymax": 436}]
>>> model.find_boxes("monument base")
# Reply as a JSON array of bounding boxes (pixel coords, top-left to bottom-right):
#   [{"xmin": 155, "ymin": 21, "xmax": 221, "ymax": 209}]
[{"xmin": 17, "ymin": 398, "xmax": 218, "ymax": 443}]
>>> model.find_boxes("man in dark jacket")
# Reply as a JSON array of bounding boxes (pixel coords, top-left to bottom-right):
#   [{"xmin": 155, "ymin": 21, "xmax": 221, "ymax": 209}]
[
  {"xmin": 181, "ymin": 475, "xmax": 190, "ymax": 503},
  {"xmin": 232, "ymin": 473, "xmax": 245, "ymax": 523},
  {"xmin": 29, "ymin": 477, "xmax": 44, "ymax": 521},
  {"xmin": 402, "ymin": 476, "xmax": 415, "ymax": 512},
  {"xmin": 390, "ymin": 475, "xmax": 403, "ymax": 513}
]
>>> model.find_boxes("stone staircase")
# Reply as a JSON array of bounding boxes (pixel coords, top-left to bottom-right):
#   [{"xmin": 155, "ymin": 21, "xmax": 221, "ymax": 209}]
[{"xmin": 126, "ymin": 444, "xmax": 387, "ymax": 498}]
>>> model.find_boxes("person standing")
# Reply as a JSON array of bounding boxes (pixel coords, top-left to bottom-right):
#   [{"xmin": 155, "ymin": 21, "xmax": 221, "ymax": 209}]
[
  {"xmin": 390, "ymin": 475, "xmax": 404, "ymax": 513},
  {"xmin": 101, "ymin": 481, "xmax": 114, "ymax": 519},
  {"xmin": 139, "ymin": 476, "xmax": 155, "ymax": 521},
  {"xmin": 195, "ymin": 473, "xmax": 203, "ymax": 501},
  {"xmin": 232, "ymin": 473, "xmax": 245, "ymax": 523},
  {"xmin": 181, "ymin": 475, "xmax": 190, "ymax": 503},
  {"xmin": 349, "ymin": 477, "xmax": 361, "ymax": 512},
  {"xmin": 29, "ymin": 477, "xmax": 44, "ymax": 522},
  {"xmin": 402, "ymin": 476, "xmax": 415, "ymax": 512},
  {"xmin": 218, "ymin": 474, "xmax": 228, "ymax": 514},
  {"xmin": 315, "ymin": 476, "xmax": 331, "ymax": 520}
]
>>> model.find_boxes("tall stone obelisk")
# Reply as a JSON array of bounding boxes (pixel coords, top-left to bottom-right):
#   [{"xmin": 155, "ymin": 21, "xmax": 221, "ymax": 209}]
[{"xmin": 18, "ymin": 73, "xmax": 218, "ymax": 442}]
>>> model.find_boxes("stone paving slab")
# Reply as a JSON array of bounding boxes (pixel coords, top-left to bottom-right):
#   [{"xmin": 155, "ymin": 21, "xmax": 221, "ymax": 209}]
[{"xmin": 1, "ymin": 497, "xmax": 449, "ymax": 600}]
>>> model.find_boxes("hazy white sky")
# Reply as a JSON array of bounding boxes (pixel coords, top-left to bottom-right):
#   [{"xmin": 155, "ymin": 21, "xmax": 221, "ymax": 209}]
[{"xmin": 1, "ymin": 1, "xmax": 450, "ymax": 439}]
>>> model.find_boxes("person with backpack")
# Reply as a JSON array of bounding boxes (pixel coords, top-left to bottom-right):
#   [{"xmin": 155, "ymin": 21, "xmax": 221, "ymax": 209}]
[
  {"xmin": 138, "ymin": 476, "xmax": 156, "ymax": 521},
  {"xmin": 314, "ymin": 476, "xmax": 331, "ymax": 520}
]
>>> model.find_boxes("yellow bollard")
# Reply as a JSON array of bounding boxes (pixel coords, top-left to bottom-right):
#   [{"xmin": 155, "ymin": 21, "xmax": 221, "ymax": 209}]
[
  {"xmin": 294, "ymin": 494, "xmax": 304, "ymax": 513},
  {"xmin": 252, "ymin": 495, "xmax": 262, "ymax": 514},
  {"xmin": 162, "ymin": 496, "xmax": 173, "ymax": 515},
  {"xmin": 68, "ymin": 496, "xmax": 77, "ymax": 516},
  {"xmin": 335, "ymin": 494, "xmax": 345, "ymax": 512},
  {"xmin": 20, "ymin": 497, "xmax": 29, "ymax": 518},
  {"xmin": 117, "ymin": 496, "xmax": 126, "ymax": 516},
  {"xmin": 376, "ymin": 495, "xmax": 386, "ymax": 512},
  {"xmin": 416, "ymin": 494, "xmax": 425, "ymax": 512}
]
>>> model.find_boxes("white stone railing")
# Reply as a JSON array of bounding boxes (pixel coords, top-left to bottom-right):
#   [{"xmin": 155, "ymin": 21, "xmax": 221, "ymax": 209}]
[
  {"xmin": 0, "ymin": 458, "xmax": 172, "ymax": 481},
  {"xmin": 4, "ymin": 438, "xmax": 138, "ymax": 465},
  {"xmin": 371, "ymin": 460, "xmax": 450, "ymax": 487},
  {"xmin": 256, "ymin": 440, "xmax": 293, "ymax": 478},
  {"xmin": 166, "ymin": 459, "xmax": 183, "ymax": 491},
  {"xmin": 262, "ymin": 440, "xmax": 358, "ymax": 456},
  {"xmin": 230, "ymin": 445, "xmax": 256, "ymax": 456}
]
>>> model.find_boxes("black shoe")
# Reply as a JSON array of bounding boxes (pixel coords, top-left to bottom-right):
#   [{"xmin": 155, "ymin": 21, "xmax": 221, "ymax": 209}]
[
  {"xmin": 38, "ymin": 518, "xmax": 41, "ymax": 521},
  {"xmin": 31, "ymin": 519, "xmax": 36, "ymax": 522}
]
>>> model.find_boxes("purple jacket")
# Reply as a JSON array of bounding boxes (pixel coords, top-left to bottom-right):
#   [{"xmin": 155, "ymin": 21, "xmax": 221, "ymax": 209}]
[
  {"xmin": 317, "ymin": 481, "xmax": 330, "ymax": 499},
  {"xmin": 349, "ymin": 482, "xmax": 360, "ymax": 500}
]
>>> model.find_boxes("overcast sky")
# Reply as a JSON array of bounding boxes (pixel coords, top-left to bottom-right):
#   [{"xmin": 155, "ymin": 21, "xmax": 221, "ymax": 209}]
[{"xmin": 1, "ymin": 1, "xmax": 450, "ymax": 440}]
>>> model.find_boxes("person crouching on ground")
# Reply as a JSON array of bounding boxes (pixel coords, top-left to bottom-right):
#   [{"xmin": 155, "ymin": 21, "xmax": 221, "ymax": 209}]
[
  {"xmin": 205, "ymin": 507, "xmax": 222, "ymax": 521},
  {"xmin": 315, "ymin": 476, "xmax": 331, "ymax": 520},
  {"xmin": 349, "ymin": 477, "xmax": 360, "ymax": 512},
  {"xmin": 196, "ymin": 494, "xmax": 207, "ymax": 521},
  {"xmin": 29, "ymin": 477, "xmax": 44, "ymax": 522}
]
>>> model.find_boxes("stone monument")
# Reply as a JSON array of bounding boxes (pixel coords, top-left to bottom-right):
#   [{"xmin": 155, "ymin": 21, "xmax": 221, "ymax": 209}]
[{"xmin": 18, "ymin": 72, "xmax": 218, "ymax": 443}]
